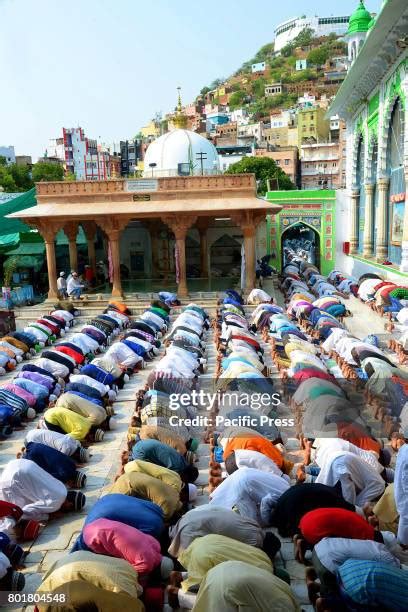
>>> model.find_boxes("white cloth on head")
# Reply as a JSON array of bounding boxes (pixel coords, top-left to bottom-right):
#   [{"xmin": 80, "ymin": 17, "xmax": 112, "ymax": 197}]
[{"xmin": 0, "ymin": 459, "xmax": 67, "ymax": 521}]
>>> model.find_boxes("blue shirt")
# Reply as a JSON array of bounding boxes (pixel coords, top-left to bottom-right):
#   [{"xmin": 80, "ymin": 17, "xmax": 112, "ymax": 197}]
[
  {"xmin": 71, "ymin": 494, "xmax": 164, "ymax": 551},
  {"xmin": 338, "ymin": 559, "xmax": 408, "ymax": 612},
  {"xmin": 24, "ymin": 442, "xmax": 76, "ymax": 484}
]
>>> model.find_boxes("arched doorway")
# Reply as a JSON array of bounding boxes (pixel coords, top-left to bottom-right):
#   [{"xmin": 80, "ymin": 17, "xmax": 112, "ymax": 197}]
[
  {"xmin": 281, "ymin": 222, "xmax": 320, "ymax": 270},
  {"xmin": 209, "ymin": 233, "xmax": 242, "ymax": 289}
]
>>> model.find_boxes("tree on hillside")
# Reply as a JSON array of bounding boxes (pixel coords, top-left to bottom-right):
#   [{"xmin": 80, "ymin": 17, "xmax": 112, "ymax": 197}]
[
  {"xmin": 307, "ymin": 47, "xmax": 329, "ymax": 66},
  {"xmin": 253, "ymin": 42, "xmax": 274, "ymax": 62},
  {"xmin": 200, "ymin": 86, "xmax": 211, "ymax": 96},
  {"xmin": 229, "ymin": 90, "xmax": 246, "ymax": 110},
  {"xmin": 209, "ymin": 78, "xmax": 224, "ymax": 90},
  {"xmin": 32, "ymin": 162, "xmax": 64, "ymax": 183},
  {"xmin": 251, "ymin": 77, "xmax": 267, "ymax": 98},
  {"xmin": 226, "ymin": 157, "xmax": 295, "ymax": 194}
]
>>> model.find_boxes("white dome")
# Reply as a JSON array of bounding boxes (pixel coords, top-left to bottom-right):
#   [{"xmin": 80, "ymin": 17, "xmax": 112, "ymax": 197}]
[{"xmin": 143, "ymin": 129, "xmax": 219, "ymax": 177}]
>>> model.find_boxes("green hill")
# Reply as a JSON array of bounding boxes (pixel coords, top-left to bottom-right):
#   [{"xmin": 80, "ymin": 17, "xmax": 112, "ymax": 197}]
[{"xmin": 199, "ymin": 28, "xmax": 347, "ymax": 119}]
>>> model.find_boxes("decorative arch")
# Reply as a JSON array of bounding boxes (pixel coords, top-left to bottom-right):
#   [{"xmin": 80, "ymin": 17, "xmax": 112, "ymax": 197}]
[
  {"xmin": 351, "ymin": 128, "xmax": 365, "ymax": 187},
  {"xmin": 378, "ymin": 93, "xmax": 404, "ymax": 176},
  {"xmin": 281, "ymin": 221, "xmax": 321, "ymax": 270}
]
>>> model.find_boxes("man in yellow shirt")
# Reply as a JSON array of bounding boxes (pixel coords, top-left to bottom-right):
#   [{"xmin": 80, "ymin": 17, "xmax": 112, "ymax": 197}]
[
  {"xmin": 36, "ymin": 551, "xmax": 144, "ymax": 612},
  {"xmin": 43, "ymin": 407, "xmax": 104, "ymax": 443}
]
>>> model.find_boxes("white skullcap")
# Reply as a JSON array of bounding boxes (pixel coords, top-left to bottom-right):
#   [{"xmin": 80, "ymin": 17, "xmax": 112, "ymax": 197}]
[
  {"xmin": 26, "ymin": 407, "xmax": 36, "ymax": 420},
  {"xmin": 188, "ymin": 483, "xmax": 198, "ymax": 502}
]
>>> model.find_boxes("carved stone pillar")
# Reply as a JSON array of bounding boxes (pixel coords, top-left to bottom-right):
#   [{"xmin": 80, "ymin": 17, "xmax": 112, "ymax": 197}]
[
  {"xmin": 362, "ymin": 183, "xmax": 375, "ymax": 258},
  {"xmin": 100, "ymin": 218, "xmax": 130, "ymax": 298},
  {"xmin": 376, "ymin": 177, "xmax": 390, "ymax": 263},
  {"xmin": 82, "ymin": 221, "xmax": 97, "ymax": 272},
  {"xmin": 400, "ymin": 167, "xmax": 408, "ymax": 272},
  {"xmin": 163, "ymin": 216, "xmax": 197, "ymax": 298},
  {"xmin": 349, "ymin": 188, "xmax": 360, "ymax": 255},
  {"xmin": 196, "ymin": 219, "xmax": 210, "ymax": 278},
  {"xmin": 233, "ymin": 212, "xmax": 264, "ymax": 291},
  {"xmin": 64, "ymin": 222, "xmax": 79, "ymax": 271},
  {"xmin": 37, "ymin": 222, "xmax": 61, "ymax": 300}
]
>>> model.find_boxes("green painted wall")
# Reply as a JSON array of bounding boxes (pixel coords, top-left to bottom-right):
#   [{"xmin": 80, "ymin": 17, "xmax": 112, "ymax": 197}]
[{"xmin": 265, "ymin": 190, "xmax": 336, "ymax": 276}]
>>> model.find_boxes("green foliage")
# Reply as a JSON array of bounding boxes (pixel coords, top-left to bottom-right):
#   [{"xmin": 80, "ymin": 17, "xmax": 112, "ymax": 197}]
[
  {"xmin": 32, "ymin": 162, "xmax": 64, "ymax": 183},
  {"xmin": 209, "ymin": 78, "xmax": 224, "ymax": 90},
  {"xmin": 253, "ymin": 42, "xmax": 274, "ymax": 62},
  {"xmin": 0, "ymin": 156, "xmax": 7, "ymax": 167},
  {"xmin": 251, "ymin": 77, "xmax": 267, "ymax": 97},
  {"xmin": 0, "ymin": 161, "xmax": 34, "ymax": 192},
  {"xmin": 3, "ymin": 256, "xmax": 19, "ymax": 287},
  {"xmin": 64, "ymin": 172, "xmax": 76, "ymax": 182},
  {"xmin": 307, "ymin": 46, "xmax": 329, "ymax": 66},
  {"xmin": 229, "ymin": 90, "xmax": 246, "ymax": 110},
  {"xmin": 200, "ymin": 86, "xmax": 211, "ymax": 96},
  {"xmin": 225, "ymin": 156, "xmax": 295, "ymax": 194}
]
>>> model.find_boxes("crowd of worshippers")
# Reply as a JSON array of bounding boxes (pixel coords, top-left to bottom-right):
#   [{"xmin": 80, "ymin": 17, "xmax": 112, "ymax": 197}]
[
  {"xmin": 0, "ymin": 294, "xmax": 184, "ymax": 597},
  {"xmin": 290, "ymin": 264, "xmax": 408, "ymax": 442},
  {"xmin": 32, "ymin": 295, "xmax": 209, "ymax": 609},
  {"xmin": 254, "ymin": 255, "xmax": 408, "ymax": 611}
]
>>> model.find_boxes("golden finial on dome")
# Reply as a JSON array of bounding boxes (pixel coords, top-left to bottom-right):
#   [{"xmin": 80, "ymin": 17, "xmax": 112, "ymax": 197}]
[{"xmin": 173, "ymin": 86, "xmax": 188, "ymax": 129}]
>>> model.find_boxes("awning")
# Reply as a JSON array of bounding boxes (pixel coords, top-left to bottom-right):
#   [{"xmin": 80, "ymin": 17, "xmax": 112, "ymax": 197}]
[
  {"xmin": 0, "ymin": 189, "xmax": 36, "ymax": 235},
  {"xmin": 0, "ymin": 233, "xmax": 21, "ymax": 251},
  {"xmin": 6, "ymin": 196, "xmax": 282, "ymax": 220},
  {"xmin": 6, "ymin": 242, "xmax": 45, "ymax": 256}
]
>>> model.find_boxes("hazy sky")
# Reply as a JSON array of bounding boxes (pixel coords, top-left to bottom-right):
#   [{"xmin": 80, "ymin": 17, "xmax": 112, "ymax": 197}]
[{"xmin": 0, "ymin": 0, "xmax": 375, "ymax": 160}]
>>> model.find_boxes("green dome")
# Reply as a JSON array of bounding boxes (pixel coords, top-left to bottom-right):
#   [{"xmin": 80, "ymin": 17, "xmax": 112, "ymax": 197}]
[{"xmin": 347, "ymin": 1, "xmax": 372, "ymax": 34}]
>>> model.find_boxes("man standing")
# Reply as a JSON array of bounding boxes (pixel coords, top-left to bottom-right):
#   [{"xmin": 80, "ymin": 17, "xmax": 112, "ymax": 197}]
[{"xmin": 57, "ymin": 272, "xmax": 67, "ymax": 299}]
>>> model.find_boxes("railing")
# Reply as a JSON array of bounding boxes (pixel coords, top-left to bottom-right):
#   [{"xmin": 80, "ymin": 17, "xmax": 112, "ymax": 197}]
[{"xmin": 35, "ymin": 173, "xmax": 256, "ymax": 197}]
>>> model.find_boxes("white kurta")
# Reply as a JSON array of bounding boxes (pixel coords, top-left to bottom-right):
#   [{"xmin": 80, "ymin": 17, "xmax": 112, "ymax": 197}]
[
  {"xmin": 0, "ymin": 459, "xmax": 67, "ymax": 521},
  {"xmin": 25, "ymin": 428, "xmax": 80, "ymax": 456},
  {"xmin": 395, "ymin": 443, "xmax": 408, "ymax": 546},
  {"xmin": 247, "ymin": 289, "xmax": 272, "ymax": 304},
  {"xmin": 315, "ymin": 450, "xmax": 385, "ymax": 506},
  {"xmin": 69, "ymin": 374, "xmax": 110, "ymax": 396},
  {"xmin": 314, "ymin": 537, "xmax": 400, "ymax": 574},
  {"xmin": 36, "ymin": 358, "xmax": 70, "ymax": 379},
  {"xmin": 70, "ymin": 333, "xmax": 99, "ymax": 354},
  {"xmin": 209, "ymin": 467, "xmax": 289, "ymax": 524},
  {"xmin": 105, "ymin": 343, "xmax": 143, "ymax": 368}
]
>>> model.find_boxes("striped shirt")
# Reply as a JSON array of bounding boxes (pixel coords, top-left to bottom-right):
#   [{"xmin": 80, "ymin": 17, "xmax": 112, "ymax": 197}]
[{"xmin": 338, "ymin": 559, "xmax": 408, "ymax": 611}]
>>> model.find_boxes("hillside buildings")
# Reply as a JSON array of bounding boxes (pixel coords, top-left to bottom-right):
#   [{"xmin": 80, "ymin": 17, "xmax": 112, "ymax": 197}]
[{"xmin": 274, "ymin": 14, "xmax": 351, "ymax": 52}]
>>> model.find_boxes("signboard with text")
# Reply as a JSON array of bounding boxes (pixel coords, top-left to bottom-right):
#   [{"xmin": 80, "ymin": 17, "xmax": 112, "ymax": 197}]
[{"xmin": 126, "ymin": 179, "xmax": 158, "ymax": 193}]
